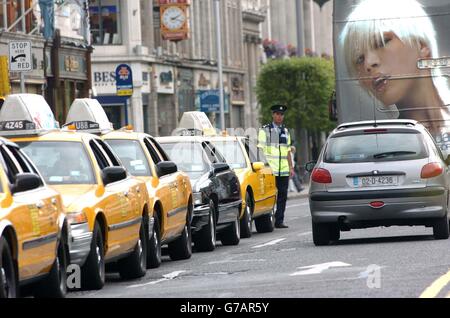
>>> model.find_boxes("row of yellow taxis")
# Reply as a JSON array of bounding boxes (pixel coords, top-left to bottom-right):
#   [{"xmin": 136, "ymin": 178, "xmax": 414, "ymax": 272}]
[{"xmin": 0, "ymin": 94, "xmax": 277, "ymax": 298}]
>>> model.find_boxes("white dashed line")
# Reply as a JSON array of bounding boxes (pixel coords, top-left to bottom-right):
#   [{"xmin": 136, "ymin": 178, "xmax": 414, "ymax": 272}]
[
  {"xmin": 252, "ymin": 238, "xmax": 286, "ymax": 249},
  {"xmin": 127, "ymin": 270, "xmax": 187, "ymax": 288},
  {"xmin": 290, "ymin": 262, "xmax": 352, "ymax": 276},
  {"xmin": 297, "ymin": 231, "xmax": 312, "ymax": 237}
]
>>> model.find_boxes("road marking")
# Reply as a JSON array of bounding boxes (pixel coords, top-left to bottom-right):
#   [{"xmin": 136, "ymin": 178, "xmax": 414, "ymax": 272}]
[
  {"xmin": 252, "ymin": 238, "xmax": 286, "ymax": 249},
  {"xmin": 419, "ymin": 269, "xmax": 450, "ymax": 298},
  {"xmin": 297, "ymin": 231, "xmax": 312, "ymax": 237},
  {"xmin": 208, "ymin": 259, "xmax": 266, "ymax": 265},
  {"xmin": 127, "ymin": 270, "xmax": 186, "ymax": 288},
  {"xmin": 290, "ymin": 261, "xmax": 352, "ymax": 276}
]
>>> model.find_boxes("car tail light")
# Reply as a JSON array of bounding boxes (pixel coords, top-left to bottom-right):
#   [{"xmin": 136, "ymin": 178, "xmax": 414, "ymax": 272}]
[
  {"xmin": 311, "ymin": 168, "xmax": 332, "ymax": 184},
  {"xmin": 421, "ymin": 163, "xmax": 443, "ymax": 179},
  {"xmin": 363, "ymin": 129, "xmax": 387, "ymax": 133},
  {"xmin": 369, "ymin": 201, "xmax": 385, "ymax": 209}
]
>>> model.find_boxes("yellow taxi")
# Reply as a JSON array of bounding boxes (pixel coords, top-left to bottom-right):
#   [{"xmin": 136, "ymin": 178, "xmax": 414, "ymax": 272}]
[
  {"xmin": 0, "ymin": 136, "xmax": 68, "ymax": 298},
  {"xmin": 1, "ymin": 94, "xmax": 150, "ymax": 291},
  {"xmin": 65, "ymin": 99, "xmax": 193, "ymax": 268},
  {"xmin": 209, "ymin": 135, "xmax": 277, "ymax": 237}
]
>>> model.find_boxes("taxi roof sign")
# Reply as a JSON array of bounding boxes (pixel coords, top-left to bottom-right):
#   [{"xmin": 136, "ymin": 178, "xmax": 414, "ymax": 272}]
[
  {"xmin": 65, "ymin": 98, "xmax": 113, "ymax": 134},
  {"xmin": 0, "ymin": 94, "xmax": 59, "ymax": 136},
  {"xmin": 175, "ymin": 111, "xmax": 217, "ymax": 136}
]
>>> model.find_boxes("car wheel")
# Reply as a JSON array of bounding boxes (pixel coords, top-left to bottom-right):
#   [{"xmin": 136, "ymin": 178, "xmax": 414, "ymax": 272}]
[
  {"xmin": 34, "ymin": 233, "xmax": 69, "ymax": 298},
  {"xmin": 81, "ymin": 221, "xmax": 105, "ymax": 290},
  {"xmin": 255, "ymin": 208, "xmax": 275, "ymax": 233},
  {"xmin": 312, "ymin": 222, "xmax": 331, "ymax": 246},
  {"xmin": 147, "ymin": 214, "xmax": 162, "ymax": 269},
  {"xmin": 118, "ymin": 218, "xmax": 147, "ymax": 279},
  {"xmin": 168, "ymin": 221, "xmax": 193, "ymax": 261},
  {"xmin": 194, "ymin": 200, "xmax": 216, "ymax": 252},
  {"xmin": 221, "ymin": 210, "xmax": 241, "ymax": 246},
  {"xmin": 433, "ymin": 216, "xmax": 449, "ymax": 240},
  {"xmin": 240, "ymin": 193, "xmax": 253, "ymax": 239},
  {"xmin": 0, "ymin": 237, "xmax": 17, "ymax": 298}
]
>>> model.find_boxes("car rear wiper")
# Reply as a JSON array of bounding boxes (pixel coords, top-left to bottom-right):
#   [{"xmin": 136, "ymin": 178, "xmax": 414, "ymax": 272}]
[{"xmin": 373, "ymin": 151, "xmax": 417, "ymax": 159}]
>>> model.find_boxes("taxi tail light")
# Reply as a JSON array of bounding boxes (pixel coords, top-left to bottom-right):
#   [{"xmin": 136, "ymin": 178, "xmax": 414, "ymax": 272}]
[
  {"xmin": 421, "ymin": 163, "xmax": 443, "ymax": 179},
  {"xmin": 311, "ymin": 168, "xmax": 332, "ymax": 184}
]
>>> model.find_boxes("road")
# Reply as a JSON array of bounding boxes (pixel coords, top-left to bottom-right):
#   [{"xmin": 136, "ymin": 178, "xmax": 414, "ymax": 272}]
[{"xmin": 69, "ymin": 196, "xmax": 450, "ymax": 298}]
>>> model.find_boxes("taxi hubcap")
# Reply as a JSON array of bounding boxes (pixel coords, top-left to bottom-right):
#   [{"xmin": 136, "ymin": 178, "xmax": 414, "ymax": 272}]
[{"xmin": 210, "ymin": 213, "xmax": 215, "ymax": 244}]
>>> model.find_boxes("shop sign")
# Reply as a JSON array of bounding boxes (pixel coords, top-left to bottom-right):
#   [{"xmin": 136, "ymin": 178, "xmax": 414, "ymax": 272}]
[
  {"xmin": 155, "ymin": 65, "xmax": 174, "ymax": 94},
  {"xmin": 196, "ymin": 90, "xmax": 229, "ymax": 113},
  {"xmin": 115, "ymin": 64, "xmax": 133, "ymax": 96}
]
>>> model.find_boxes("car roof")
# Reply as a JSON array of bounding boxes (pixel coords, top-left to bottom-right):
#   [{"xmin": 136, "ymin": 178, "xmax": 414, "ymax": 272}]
[
  {"xmin": 156, "ymin": 136, "xmax": 208, "ymax": 143},
  {"xmin": 11, "ymin": 130, "xmax": 100, "ymax": 142},
  {"xmin": 103, "ymin": 130, "xmax": 152, "ymax": 141},
  {"xmin": 332, "ymin": 120, "xmax": 424, "ymax": 136}
]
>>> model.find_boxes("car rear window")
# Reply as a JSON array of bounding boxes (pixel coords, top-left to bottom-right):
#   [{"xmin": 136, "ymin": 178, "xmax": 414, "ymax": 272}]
[{"xmin": 325, "ymin": 132, "xmax": 428, "ymax": 163}]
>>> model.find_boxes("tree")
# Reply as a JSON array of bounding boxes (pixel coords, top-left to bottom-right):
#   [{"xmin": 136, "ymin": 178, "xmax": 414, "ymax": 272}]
[{"xmin": 256, "ymin": 57, "xmax": 335, "ymax": 132}]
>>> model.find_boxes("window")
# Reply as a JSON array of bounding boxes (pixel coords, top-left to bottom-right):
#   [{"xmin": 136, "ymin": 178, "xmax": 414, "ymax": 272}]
[
  {"xmin": 89, "ymin": 0, "xmax": 121, "ymax": 45},
  {"xmin": 213, "ymin": 140, "xmax": 247, "ymax": 169},
  {"xmin": 96, "ymin": 139, "xmax": 122, "ymax": 167},
  {"xmin": 1, "ymin": 0, "xmax": 36, "ymax": 33},
  {"xmin": 159, "ymin": 142, "xmax": 208, "ymax": 180},
  {"xmin": 106, "ymin": 139, "xmax": 152, "ymax": 177},
  {"xmin": 325, "ymin": 132, "xmax": 428, "ymax": 163},
  {"xmin": 89, "ymin": 139, "xmax": 112, "ymax": 170},
  {"xmin": 144, "ymin": 138, "xmax": 163, "ymax": 165},
  {"xmin": 18, "ymin": 141, "xmax": 95, "ymax": 185},
  {"xmin": 149, "ymin": 137, "xmax": 170, "ymax": 161}
]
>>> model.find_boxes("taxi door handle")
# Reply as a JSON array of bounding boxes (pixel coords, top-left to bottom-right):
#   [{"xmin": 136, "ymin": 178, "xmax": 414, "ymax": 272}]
[
  {"xmin": 36, "ymin": 201, "xmax": 44, "ymax": 209},
  {"xmin": 123, "ymin": 191, "xmax": 129, "ymax": 197},
  {"xmin": 136, "ymin": 187, "xmax": 140, "ymax": 193},
  {"xmin": 51, "ymin": 198, "xmax": 58, "ymax": 205}
]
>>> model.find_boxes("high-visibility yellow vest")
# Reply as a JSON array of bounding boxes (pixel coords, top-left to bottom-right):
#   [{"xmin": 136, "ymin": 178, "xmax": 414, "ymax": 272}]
[{"xmin": 257, "ymin": 124, "xmax": 291, "ymax": 177}]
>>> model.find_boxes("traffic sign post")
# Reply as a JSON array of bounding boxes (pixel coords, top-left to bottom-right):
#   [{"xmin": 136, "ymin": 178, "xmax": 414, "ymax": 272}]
[{"xmin": 8, "ymin": 41, "xmax": 32, "ymax": 93}]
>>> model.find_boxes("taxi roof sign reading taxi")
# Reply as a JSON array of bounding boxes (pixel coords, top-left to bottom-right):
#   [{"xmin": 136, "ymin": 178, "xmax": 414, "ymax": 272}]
[
  {"xmin": 174, "ymin": 111, "xmax": 217, "ymax": 136},
  {"xmin": 0, "ymin": 94, "xmax": 59, "ymax": 136},
  {"xmin": 65, "ymin": 98, "xmax": 113, "ymax": 134}
]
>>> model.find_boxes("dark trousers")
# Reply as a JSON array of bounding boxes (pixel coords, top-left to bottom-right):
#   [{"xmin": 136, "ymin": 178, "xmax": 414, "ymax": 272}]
[{"xmin": 275, "ymin": 176, "xmax": 290, "ymax": 225}]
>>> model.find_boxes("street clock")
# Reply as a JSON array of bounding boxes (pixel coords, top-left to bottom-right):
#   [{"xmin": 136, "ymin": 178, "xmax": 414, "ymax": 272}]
[{"xmin": 161, "ymin": 6, "xmax": 187, "ymax": 30}]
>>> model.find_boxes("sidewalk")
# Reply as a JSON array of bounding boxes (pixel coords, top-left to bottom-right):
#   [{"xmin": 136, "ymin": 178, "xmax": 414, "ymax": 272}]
[{"xmin": 287, "ymin": 184, "xmax": 309, "ymax": 200}]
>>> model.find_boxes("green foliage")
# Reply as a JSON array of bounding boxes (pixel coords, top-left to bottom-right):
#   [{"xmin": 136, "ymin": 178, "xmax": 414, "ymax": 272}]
[{"xmin": 256, "ymin": 57, "xmax": 336, "ymax": 131}]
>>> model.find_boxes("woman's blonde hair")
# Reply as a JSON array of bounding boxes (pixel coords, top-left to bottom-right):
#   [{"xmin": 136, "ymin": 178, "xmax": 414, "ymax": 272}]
[{"xmin": 340, "ymin": 0, "xmax": 450, "ymax": 105}]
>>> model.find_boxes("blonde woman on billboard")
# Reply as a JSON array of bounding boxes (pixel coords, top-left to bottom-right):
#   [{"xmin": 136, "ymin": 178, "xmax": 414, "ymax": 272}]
[{"xmin": 340, "ymin": 0, "xmax": 450, "ymax": 132}]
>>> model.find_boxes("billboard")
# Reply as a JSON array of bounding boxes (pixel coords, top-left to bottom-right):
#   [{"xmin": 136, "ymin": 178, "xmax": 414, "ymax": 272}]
[{"xmin": 334, "ymin": 0, "xmax": 450, "ymax": 150}]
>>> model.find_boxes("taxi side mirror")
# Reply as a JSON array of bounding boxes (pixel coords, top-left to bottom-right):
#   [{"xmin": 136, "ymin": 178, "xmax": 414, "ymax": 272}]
[
  {"xmin": 102, "ymin": 166, "xmax": 127, "ymax": 185},
  {"xmin": 12, "ymin": 173, "xmax": 41, "ymax": 194},
  {"xmin": 211, "ymin": 163, "xmax": 230, "ymax": 175},
  {"xmin": 252, "ymin": 162, "xmax": 264, "ymax": 172},
  {"xmin": 305, "ymin": 161, "xmax": 317, "ymax": 173},
  {"xmin": 156, "ymin": 161, "xmax": 178, "ymax": 177}
]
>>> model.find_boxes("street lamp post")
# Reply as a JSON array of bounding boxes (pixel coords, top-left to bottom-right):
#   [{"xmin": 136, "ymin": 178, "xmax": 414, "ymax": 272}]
[{"xmin": 214, "ymin": 0, "xmax": 225, "ymax": 131}]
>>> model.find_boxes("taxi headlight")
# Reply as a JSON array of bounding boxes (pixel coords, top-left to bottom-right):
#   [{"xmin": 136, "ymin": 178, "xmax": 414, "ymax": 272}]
[
  {"xmin": 67, "ymin": 211, "xmax": 88, "ymax": 225},
  {"xmin": 193, "ymin": 192, "xmax": 204, "ymax": 205}
]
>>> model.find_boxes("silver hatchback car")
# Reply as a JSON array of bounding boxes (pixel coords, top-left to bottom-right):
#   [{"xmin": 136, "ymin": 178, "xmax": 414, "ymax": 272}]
[{"xmin": 306, "ymin": 120, "xmax": 450, "ymax": 246}]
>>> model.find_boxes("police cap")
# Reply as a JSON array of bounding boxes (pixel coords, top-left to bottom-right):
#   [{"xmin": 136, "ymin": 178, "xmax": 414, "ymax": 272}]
[{"xmin": 271, "ymin": 104, "xmax": 288, "ymax": 113}]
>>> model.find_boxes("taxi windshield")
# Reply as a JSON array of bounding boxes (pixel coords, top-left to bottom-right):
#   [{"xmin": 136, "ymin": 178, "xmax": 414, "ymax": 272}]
[
  {"xmin": 160, "ymin": 142, "xmax": 208, "ymax": 179},
  {"xmin": 105, "ymin": 139, "xmax": 152, "ymax": 177},
  {"xmin": 212, "ymin": 140, "xmax": 247, "ymax": 169},
  {"xmin": 18, "ymin": 141, "xmax": 96, "ymax": 184}
]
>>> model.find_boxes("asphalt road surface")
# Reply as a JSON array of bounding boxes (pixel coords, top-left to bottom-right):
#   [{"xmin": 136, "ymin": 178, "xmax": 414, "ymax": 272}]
[{"xmin": 69, "ymin": 197, "xmax": 450, "ymax": 298}]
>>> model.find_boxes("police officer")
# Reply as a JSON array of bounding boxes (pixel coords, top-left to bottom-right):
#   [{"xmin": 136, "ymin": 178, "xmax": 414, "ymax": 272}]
[{"xmin": 258, "ymin": 104, "xmax": 294, "ymax": 229}]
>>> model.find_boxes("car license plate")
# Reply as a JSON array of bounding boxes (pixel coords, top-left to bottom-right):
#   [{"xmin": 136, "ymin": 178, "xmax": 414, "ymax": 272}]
[{"xmin": 353, "ymin": 176, "xmax": 398, "ymax": 187}]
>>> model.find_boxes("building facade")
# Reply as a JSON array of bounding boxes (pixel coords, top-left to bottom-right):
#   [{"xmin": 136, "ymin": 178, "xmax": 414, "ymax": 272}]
[
  {"xmin": 0, "ymin": 0, "xmax": 91, "ymax": 124},
  {"xmin": 91, "ymin": 0, "xmax": 267, "ymax": 136}
]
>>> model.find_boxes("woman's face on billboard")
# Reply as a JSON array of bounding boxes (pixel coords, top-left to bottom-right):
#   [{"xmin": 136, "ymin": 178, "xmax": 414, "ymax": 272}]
[{"xmin": 355, "ymin": 31, "xmax": 426, "ymax": 106}]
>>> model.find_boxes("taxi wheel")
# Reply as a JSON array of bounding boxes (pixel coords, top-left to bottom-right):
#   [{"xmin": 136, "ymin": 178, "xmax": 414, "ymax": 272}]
[
  {"xmin": 255, "ymin": 208, "xmax": 275, "ymax": 233},
  {"xmin": 221, "ymin": 210, "xmax": 241, "ymax": 246},
  {"xmin": 240, "ymin": 194, "xmax": 253, "ymax": 239},
  {"xmin": 0, "ymin": 237, "xmax": 17, "ymax": 298},
  {"xmin": 433, "ymin": 216, "xmax": 449, "ymax": 240},
  {"xmin": 118, "ymin": 219, "xmax": 147, "ymax": 279},
  {"xmin": 81, "ymin": 222, "xmax": 105, "ymax": 290},
  {"xmin": 312, "ymin": 222, "xmax": 331, "ymax": 246},
  {"xmin": 147, "ymin": 214, "xmax": 162, "ymax": 269},
  {"xmin": 35, "ymin": 235, "xmax": 69, "ymax": 298},
  {"xmin": 168, "ymin": 219, "xmax": 192, "ymax": 261},
  {"xmin": 194, "ymin": 200, "xmax": 216, "ymax": 252}
]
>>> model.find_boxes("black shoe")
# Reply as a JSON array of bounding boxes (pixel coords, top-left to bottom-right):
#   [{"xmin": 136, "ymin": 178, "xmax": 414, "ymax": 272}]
[{"xmin": 275, "ymin": 223, "xmax": 289, "ymax": 229}]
